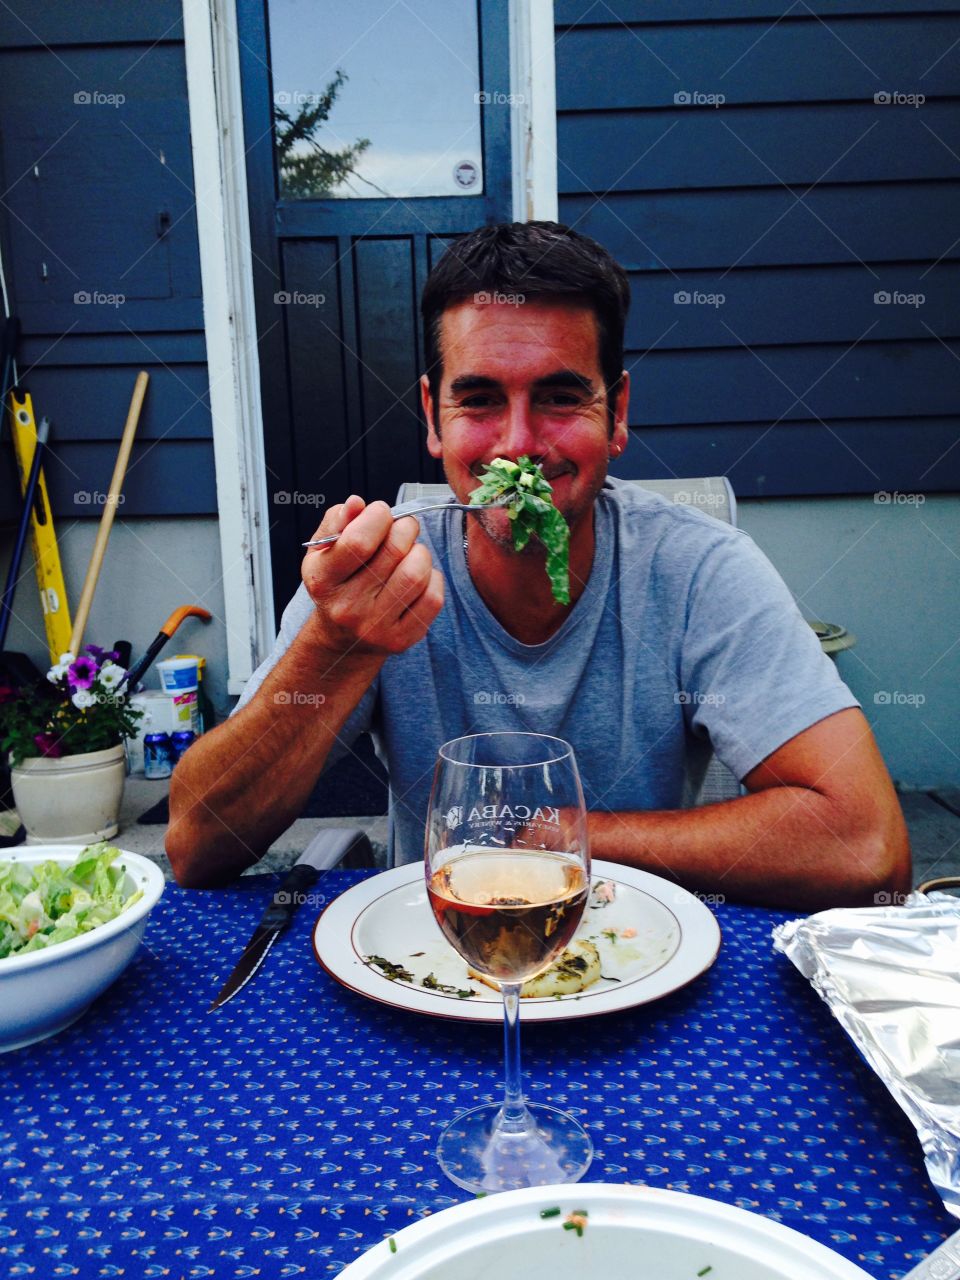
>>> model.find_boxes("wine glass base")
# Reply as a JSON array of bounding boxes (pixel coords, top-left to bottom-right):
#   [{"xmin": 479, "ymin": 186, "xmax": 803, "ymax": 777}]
[{"xmin": 437, "ymin": 1103, "xmax": 593, "ymax": 1194}]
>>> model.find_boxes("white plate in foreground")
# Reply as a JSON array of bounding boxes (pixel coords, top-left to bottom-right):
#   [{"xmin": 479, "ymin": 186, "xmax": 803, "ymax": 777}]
[
  {"xmin": 338, "ymin": 1182, "xmax": 873, "ymax": 1280},
  {"xmin": 312, "ymin": 861, "xmax": 721, "ymax": 1023}
]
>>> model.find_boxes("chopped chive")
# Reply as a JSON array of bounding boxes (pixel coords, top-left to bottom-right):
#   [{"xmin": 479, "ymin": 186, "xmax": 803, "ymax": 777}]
[
  {"xmin": 575, "ymin": 1225, "xmax": 583, "ymax": 1238},
  {"xmin": 475, "ymin": 1192, "xmax": 487, "ymax": 1199},
  {"xmin": 572, "ymin": 1209, "xmax": 588, "ymax": 1217},
  {"xmin": 697, "ymin": 1268, "xmax": 712, "ymax": 1276},
  {"xmin": 540, "ymin": 1207, "xmax": 561, "ymax": 1219},
  {"xmin": 562, "ymin": 1220, "xmax": 576, "ymax": 1231},
  {"xmin": 388, "ymin": 1237, "xmax": 397, "ymax": 1254}
]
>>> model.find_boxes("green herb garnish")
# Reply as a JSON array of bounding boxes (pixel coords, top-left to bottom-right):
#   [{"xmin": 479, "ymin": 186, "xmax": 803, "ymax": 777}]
[
  {"xmin": 540, "ymin": 1206, "xmax": 561, "ymax": 1219},
  {"xmin": 421, "ymin": 972, "xmax": 476, "ymax": 999},
  {"xmin": 697, "ymin": 1268, "xmax": 712, "ymax": 1277},
  {"xmin": 388, "ymin": 1236, "xmax": 397, "ymax": 1254},
  {"xmin": 470, "ymin": 456, "xmax": 570, "ymax": 604},
  {"xmin": 365, "ymin": 955, "xmax": 414, "ymax": 983}
]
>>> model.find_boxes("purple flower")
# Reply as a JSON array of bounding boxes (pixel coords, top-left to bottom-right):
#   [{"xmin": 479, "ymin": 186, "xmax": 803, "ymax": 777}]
[
  {"xmin": 34, "ymin": 732, "xmax": 63, "ymax": 758},
  {"xmin": 84, "ymin": 643, "xmax": 106, "ymax": 659},
  {"xmin": 67, "ymin": 655, "xmax": 97, "ymax": 690}
]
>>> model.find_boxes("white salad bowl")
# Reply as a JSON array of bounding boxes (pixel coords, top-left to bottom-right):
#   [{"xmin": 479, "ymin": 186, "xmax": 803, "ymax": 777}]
[
  {"xmin": 0, "ymin": 845, "xmax": 164, "ymax": 1053},
  {"xmin": 339, "ymin": 1183, "xmax": 874, "ymax": 1280}
]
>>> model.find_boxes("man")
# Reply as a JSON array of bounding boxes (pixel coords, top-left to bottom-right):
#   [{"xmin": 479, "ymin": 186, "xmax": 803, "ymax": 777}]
[{"xmin": 167, "ymin": 222, "xmax": 910, "ymax": 906}]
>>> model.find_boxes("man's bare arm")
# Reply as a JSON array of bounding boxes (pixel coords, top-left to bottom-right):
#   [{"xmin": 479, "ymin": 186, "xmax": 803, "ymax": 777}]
[
  {"xmin": 165, "ymin": 618, "xmax": 384, "ymax": 888},
  {"xmin": 166, "ymin": 497, "xmax": 444, "ymax": 888},
  {"xmin": 587, "ymin": 709, "xmax": 911, "ymax": 910}
]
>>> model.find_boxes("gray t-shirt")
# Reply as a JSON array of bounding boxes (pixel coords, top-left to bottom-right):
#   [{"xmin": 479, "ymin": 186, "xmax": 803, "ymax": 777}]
[{"xmin": 235, "ymin": 479, "xmax": 859, "ymax": 865}]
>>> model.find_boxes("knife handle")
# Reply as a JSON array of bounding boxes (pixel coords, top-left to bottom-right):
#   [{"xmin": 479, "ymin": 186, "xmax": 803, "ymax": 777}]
[{"xmin": 257, "ymin": 862, "xmax": 321, "ymax": 931}]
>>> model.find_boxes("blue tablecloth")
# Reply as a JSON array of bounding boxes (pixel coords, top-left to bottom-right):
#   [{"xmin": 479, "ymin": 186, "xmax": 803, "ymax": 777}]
[{"xmin": 0, "ymin": 870, "xmax": 953, "ymax": 1278}]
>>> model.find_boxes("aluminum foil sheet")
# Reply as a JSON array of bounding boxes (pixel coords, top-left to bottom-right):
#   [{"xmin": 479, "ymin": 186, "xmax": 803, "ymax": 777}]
[{"xmin": 773, "ymin": 892, "xmax": 960, "ymax": 1219}]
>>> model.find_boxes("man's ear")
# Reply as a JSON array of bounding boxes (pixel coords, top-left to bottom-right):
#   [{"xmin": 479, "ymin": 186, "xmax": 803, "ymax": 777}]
[
  {"xmin": 610, "ymin": 370, "xmax": 630, "ymax": 456},
  {"xmin": 422, "ymin": 374, "xmax": 442, "ymax": 458}
]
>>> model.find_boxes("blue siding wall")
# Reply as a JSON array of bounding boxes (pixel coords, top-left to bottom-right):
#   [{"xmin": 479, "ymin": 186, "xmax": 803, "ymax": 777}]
[
  {"xmin": 0, "ymin": 2, "xmax": 215, "ymax": 518},
  {"xmin": 555, "ymin": 1, "xmax": 960, "ymax": 496}
]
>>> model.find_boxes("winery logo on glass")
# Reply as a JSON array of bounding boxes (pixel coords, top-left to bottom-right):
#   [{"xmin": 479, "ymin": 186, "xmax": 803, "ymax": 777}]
[{"xmin": 445, "ymin": 802, "xmax": 562, "ymax": 834}]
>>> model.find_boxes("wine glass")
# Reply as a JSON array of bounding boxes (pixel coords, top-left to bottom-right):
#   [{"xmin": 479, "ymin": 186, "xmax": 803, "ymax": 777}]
[{"xmin": 424, "ymin": 731, "xmax": 593, "ymax": 1193}]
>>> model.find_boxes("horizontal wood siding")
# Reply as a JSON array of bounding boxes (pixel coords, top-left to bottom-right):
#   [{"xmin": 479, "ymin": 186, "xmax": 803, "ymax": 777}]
[
  {"xmin": 556, "ymin": 3, "xmax": 960, "ymax": 496},
  {"xmin": 0, "ymin": 1, "xmax": 213, "ymax": 518}
]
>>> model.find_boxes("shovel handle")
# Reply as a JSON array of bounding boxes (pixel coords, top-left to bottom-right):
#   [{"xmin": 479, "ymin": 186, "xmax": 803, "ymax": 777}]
[{"xmin": 70, "ymin": 371, "xmax": 149, "ymax": 653}]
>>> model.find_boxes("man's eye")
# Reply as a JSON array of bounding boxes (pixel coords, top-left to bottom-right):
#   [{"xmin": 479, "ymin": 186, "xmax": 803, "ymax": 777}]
[
  {"xmin": 460, "ymin": 395, "xmax": 496, "ymax": 409},
  {"xmin": 541, "ymin": 393, "xmax": 582, "ymax": 407}
]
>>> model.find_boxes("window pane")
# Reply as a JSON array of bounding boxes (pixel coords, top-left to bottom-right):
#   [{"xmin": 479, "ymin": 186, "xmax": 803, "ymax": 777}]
[{"xmin": 269, "ymin": 0, "xmax": 484, "ymax": 200}]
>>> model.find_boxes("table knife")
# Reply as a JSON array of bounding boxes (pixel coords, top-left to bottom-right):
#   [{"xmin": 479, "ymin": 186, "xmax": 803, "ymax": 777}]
[{"xmin": 208, "ymin": 829, "xmax": 369, "ymax": 1011}]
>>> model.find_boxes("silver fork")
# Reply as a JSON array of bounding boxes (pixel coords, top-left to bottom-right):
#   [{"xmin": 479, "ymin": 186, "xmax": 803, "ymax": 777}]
[{"xmin": 301, "ymin": 497, "xmax": 508, "ymax": 548}]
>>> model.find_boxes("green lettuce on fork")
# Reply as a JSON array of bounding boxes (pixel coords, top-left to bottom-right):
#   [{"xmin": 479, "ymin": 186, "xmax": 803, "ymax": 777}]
[
  {"xmin": 0, "ymin": 842, "xmax": 142, "ymax": 960},
  {"xmin": 469, "ymin": 456, "xmax": 571, "ymax": 604}
]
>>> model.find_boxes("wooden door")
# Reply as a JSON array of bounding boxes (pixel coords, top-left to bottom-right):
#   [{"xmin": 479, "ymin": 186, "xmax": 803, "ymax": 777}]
[{"xmin": 237, "ymin": 0, "xmax": 513, "ymax": 619}]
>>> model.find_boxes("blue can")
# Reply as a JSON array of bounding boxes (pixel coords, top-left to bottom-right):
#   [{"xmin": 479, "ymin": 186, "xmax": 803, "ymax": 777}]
[
  {"xmin": 171, "ymin": 730, "xmax": 196, "ymax": 762},
  {"xmin": 143, "ymin": 732, "xmax": 173, "ymax": 779}
]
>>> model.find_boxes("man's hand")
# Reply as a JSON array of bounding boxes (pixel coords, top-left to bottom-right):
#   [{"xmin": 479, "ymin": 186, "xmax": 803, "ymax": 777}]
[{"xmin": 303, "ymin": 496, "xmax": 445, "ymax": 655}]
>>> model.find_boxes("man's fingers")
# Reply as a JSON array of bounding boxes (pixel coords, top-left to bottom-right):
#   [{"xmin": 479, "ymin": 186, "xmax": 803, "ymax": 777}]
[
  {"xmin": 328, "ymin": 501, "xmax": 399, "ymax": 576},
  {"xmin": 375, "ymin": 564, "xmax": 445, "ymax": 650},
  {"xmin": 305, "ymin": 494, "xmax": 364, "ymax": 545},
  {"xmin": 403, "ymin": 566, "xmax": 445, "ymax": 628},
  {"xmin": 376, "ymin": 542, "xmax": 434, "ymax": 612},
  {"xmin": 364, "ymin": 515, "xmax": 421, "ymax": 586},
  {"xmin": 303, "ymin": 499, "xmax": 395, "ymax": 593}
]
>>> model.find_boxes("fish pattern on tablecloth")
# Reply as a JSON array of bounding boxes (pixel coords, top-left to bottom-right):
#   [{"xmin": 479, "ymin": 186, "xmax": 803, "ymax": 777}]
[{"xmin": 0, "ymin": 870, "xmax": 951, "ymax": 1278}]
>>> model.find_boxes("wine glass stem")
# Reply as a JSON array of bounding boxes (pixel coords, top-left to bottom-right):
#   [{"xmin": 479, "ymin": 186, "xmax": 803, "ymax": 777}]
[{"xmin": 500, "ymin": 982, "xmax": 528, "ymax": 1129}]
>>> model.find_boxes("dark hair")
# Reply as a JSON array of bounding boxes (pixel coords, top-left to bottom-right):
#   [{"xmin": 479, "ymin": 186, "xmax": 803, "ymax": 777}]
[{"xmin": 421, "ymin": 221, "xmax": 631, "ymax": 431}]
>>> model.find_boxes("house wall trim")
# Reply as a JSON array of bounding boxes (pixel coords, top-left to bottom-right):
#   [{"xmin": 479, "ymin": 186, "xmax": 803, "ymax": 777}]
[
  {"xmin": 182, "ymin": 0, "xmax": 275, "ymax": 694},
  {"xmin": 511, "ymin": 0, "xmax": 559, "ymax": 222}
]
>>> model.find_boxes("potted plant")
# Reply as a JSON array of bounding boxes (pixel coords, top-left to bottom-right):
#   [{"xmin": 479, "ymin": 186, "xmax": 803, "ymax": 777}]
[{"xmin": 0, "ymin": 645, "xmax": 143, "ymax": 843}]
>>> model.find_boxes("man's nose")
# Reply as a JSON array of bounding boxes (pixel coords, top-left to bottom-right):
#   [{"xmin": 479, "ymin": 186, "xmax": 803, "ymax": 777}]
[{"xmin": 499, "ymin": 399, "xmax": 539, "ymax": 459}]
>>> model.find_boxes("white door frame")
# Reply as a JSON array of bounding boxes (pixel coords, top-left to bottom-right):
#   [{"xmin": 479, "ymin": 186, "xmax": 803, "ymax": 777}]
[
  {"xmin": 510, "ymin": 0, "xmax": 559, "ymax": 222},
  {"xmin": 181, "ymin": 0, "xmax": 557, "ymax": 693}
]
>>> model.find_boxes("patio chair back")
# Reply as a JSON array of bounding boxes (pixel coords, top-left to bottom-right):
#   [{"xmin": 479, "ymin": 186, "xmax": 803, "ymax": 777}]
[{"xmin": 395, "ymin": 476, "xmax": 742, "ymax": 809}]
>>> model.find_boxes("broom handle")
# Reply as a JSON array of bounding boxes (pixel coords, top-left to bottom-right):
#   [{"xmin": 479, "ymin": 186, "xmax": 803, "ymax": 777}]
[{"xmin": 69, "ymin": 370, "xmax": 149, "ymax": 654}]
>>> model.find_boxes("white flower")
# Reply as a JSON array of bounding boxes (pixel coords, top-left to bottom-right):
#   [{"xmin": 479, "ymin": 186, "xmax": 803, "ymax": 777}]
[
  {"xmin": 47, "ymin": 653, "xmax": 76, "ymax": 683},
  {"xmin": 71, "ymin": 688, "xmax": 96, "ymax": 710},
  {"xmin": 98, "ymin": 663, "xmax": 125, "ymax": 690}
]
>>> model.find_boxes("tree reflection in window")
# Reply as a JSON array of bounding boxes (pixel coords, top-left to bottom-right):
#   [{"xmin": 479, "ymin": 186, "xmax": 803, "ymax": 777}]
[{"xmin": 274, "ymin": 70, "xmax": 386, "ymax": 200}]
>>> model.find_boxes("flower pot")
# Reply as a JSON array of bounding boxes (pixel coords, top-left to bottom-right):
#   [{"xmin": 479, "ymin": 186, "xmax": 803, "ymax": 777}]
[{"xmin": 10, "ymin": 743, "xmax": 126, "ymax": 844}]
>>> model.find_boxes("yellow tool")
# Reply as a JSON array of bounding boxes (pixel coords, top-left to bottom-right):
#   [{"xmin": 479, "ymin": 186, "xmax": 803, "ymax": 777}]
[{"xmin": 7, "ymin": 388, "xmax": 73, "ymax": 662}]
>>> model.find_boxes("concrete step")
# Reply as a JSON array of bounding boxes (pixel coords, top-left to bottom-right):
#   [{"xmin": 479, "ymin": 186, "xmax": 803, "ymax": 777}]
[{"xmin": 899, "ymin": 791, "xmax": 960, "ymax": 888}]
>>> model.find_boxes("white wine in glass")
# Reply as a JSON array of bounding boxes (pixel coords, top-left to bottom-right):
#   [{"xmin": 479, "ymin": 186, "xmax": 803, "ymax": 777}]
[{"xmin": 425, "ymin": 732, "xmax": 593, "ymax": 1193}]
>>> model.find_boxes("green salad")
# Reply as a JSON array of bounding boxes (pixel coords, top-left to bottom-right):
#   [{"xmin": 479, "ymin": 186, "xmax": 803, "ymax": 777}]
[
  {"xmin": 0, "ymin": 842, "xmax": 141, "ymax": 960},
  {"xmin": 469, "ymin": 456, "xmax": 571, "ymax": 604}
]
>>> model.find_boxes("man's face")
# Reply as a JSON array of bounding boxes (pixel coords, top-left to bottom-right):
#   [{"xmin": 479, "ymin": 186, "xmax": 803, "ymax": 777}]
[{"xmin": 421, "ymin": 299, "xmax": 629, "ymax": 546}]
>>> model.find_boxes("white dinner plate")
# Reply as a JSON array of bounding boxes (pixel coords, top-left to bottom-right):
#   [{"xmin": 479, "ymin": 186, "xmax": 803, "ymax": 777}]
[
  {"xmin": 337, "ymin": 1182, "xmax": 874, "ymax": 1279},
  {"xmin": 312, "ymin": 861, "xmax": 721, "ymax": 1022}
]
